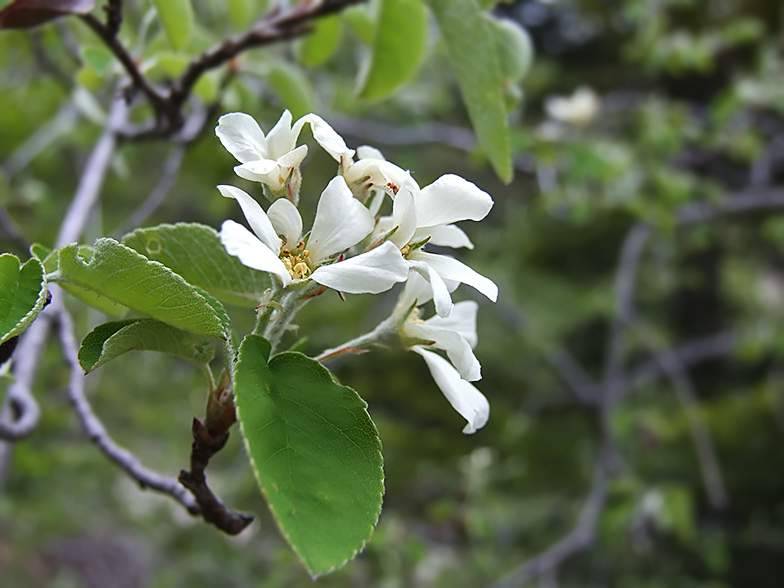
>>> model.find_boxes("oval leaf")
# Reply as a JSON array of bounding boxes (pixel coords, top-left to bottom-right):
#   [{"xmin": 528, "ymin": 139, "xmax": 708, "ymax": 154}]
[
  {"xmin": 358, "ymin": 0, "xmax": 428, "ymax": 101},
  {"xmin": 0, "ymin": 254, "xmax": 47, "ymax": 345},
  {"xmin": 32, "ymin": 243, "xmax": 128, "ymax": 317},
  {"xmin": 122, "ymin": 223, "xmax": 270, "ymax": 308},
  {"xmin": 53, "ymin": 238, "xmax": 226, "ymax": 339},
  {"xmin": 427, "ymin": 0, "xmax": 512, "ymax": 182},
  {"xmin": 78, "ymin": 318, "xmax": 215, "ymax": 373},
  {"xmin": 267, "ymin": 64, "xmax": 315, "ymax": 119},
  {"xmin": 152, "ymin": 0, "xmax": 193, "ymax": 51},
  {"xmin": 234, "ymin": 335, "xmax": 384, "ymax": 577},
  {"xmin": 298, "ymin": 14, "xmax": 342, "ymax": 68},
  {"xmin": 0, "ymin": 0, "xmax": 94, "ymax": 29}
]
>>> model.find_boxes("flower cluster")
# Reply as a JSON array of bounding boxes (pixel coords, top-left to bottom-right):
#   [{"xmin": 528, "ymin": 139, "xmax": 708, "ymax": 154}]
[{"xmin": 215, "ymin": 110, "xmax": 497, "ymax": 433}]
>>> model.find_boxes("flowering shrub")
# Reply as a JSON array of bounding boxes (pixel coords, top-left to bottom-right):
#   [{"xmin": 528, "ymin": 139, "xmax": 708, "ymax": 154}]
[{"xmin": 3, "ymin": 109, "xmax": 497, "ymax": 576}]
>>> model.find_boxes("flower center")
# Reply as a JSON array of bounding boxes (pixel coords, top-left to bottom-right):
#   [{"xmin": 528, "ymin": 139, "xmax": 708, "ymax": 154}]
[{"xmin": 281, "ymin": 241, "xmax": 312, "ymax": 280}]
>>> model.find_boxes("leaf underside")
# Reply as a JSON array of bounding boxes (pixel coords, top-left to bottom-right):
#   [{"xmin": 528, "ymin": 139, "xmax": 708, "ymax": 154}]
[{"xmin": 427, "ymin": 0, "xmax": 513, "ymax": 182}]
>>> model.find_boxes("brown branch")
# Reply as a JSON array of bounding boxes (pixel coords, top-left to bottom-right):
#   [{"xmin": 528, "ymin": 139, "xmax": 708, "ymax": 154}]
[
  {"xmin": 179, "ymin": 417, "xmax": 254, "ymax": 535},
  {"xmin": 630, "ymin": 322, "xmax": 729, "ymax": 510},
  {"xmin": 78, "ymin": 14, "xmax": 167, "ymax": 112},
  {"xmin": 493, "ymin": 187, "xmax": 784, "ymax": 586},
  {"xmin": 104, "ymin": 0, "xmax": 123, "ymax": 37},
  {"xmin": 56, "ymin": 300, "xmax": 199, "ymax": 513}
]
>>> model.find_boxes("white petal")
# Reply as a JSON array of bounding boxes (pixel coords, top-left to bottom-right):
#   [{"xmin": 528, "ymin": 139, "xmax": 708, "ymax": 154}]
[
  {"xmin": 277, "ymin": 144, "xmax": 308, "ymax": 169},
  {"xmin": 215, "ymin": 113, "xmax": 268, "ymax": 163},
  {"xmin": 310, "ymin": 241, "xmax": 408, "ymax": 294},
  {"xmin": 267, "ymin": 198, "xmax": 303, "ymax": 250},
  {"xmin": 409, "ymin": 259, "xmax": 453, "ymax": 317},
  {"xmin": 414, "ymin": 224, "xmax": 474, "ymax": 249},
  {"xmin": 264, "ymin": 110, "xmax": 296, "ymax": 158},
  {"xmin": 414, "ymin": 348, "xmax": 489, "ymax": 434},
  {"xmin": 219, "ymin": 220, "xmax": 291, "ymax": 285},
  {"xmin": 391, "ymin": 187, "xmax": 417, "ymax": 248},
  {"xmin": 357, "ymin": 145, "xmax": 386, "ymax": 161},
  {"xmin": 396, "ymin": 270, "xmax": 434, "ymax": 311},
  {"xmin": 233, "ymin": 159, "xmax": 279, "ymax": 184},
  {"xmin": 409, "ymin": 251, "xmax": 498, "ymax": 302},
  {"xmin": 424, "ymin": 300, "xmax": 479, "ymax": 348},
  {"xmin": 407, "ymin": 322, "xmax": 481, "ymax": 381},
  {"xmin": 302, "ymin": 114, "xmax": 355, "ymax": 163},
  {"xmin": 217, "ymin": 185, "xmax": 281, "ymax": 255},
  {"xmin": 308, "ymin": 176, "xmax": 374, "ymax": 262},
  {"xmin": 417, "ymin": 175, "xmax": 493, "ymax": 228}
]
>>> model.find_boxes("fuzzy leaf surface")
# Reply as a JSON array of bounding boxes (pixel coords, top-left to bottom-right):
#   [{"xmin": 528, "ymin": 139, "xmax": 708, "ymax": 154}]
[
  {"xmin": 54, "ymin": 238, "xmax": 226, "ymax": 339},
  {"xmin": 123, "ymin": 223, "xmax": 270, "ymax": 308}
]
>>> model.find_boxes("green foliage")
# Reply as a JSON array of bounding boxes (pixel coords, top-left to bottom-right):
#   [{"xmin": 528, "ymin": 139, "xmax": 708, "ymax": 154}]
[
  {"xmin": 0, "ymin": 254, "xmax": 46, "ymax": 345},
  {"xmin": 358, "ymin": 0, "xmax": 428, "ymax": 101},
  {"xmin": 427, "ymin": 0, "xmax": 512, "ymax": 182},
  {"xmin": 78, "ymin": 318, "xmax": 215, "ymax": 373},
  {"xmin": 234, "ymin": 335, "xmax": 384, "ymax": 577},
  {"xmin": 122, "ymin": 223, "xmax": 270, "ymax": 308},
  {"xmin": 298, "ymin": 15, "xmax": 342, "ymax": 68},
  {"xmin": 266, "ymin": 64, "xmax": 315, "ymax": 119},
  {"xmin": 52, "ymin": 238, "xmax": 227, "ymax": 339},
  {"xmin": 152, "ymin": 0, "xmax": 193, "ymax": 51}
]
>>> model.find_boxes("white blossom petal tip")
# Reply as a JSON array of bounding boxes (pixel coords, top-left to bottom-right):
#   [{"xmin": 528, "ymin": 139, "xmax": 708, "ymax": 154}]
[{"xmin": 415, "ymin": 348, "xmax": 489, "ymax": 434}]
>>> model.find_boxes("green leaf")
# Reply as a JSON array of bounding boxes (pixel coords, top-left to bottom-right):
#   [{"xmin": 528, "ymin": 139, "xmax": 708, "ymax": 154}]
[
  {"xmin": 343, "ymin": 5, "xmax": 373, "ymax": 45},
  {"xmin": 427, "ymin": 0, "xmax": 512, "ymax": 182},
  {"xmin": 488, "ymin": 16, "xmax": 533, "ymax": 84},
  {"xmin": 298, "ymin": 14, "xmax": 342, "ymax": 68},
  {"xmin": 152, "ymin": 0, "xmax": 193, "ymax": 51},
  {"xmin": 81, "ymin": 45, "xmax": 114, "ymax": 75},
  {"xmin": 78, "ymin": 318, "xmax": 215, "ymax": 373},
  {"xmin": 53, "ymin": 238, "xmax": 226, "ymax": 339},
  {"xmin": 358, "ymin": 0, "xmax": 428, "ymax": 101},
  {"xmin": 0, "ymin": 254, "xmax": 47, "ymax": 345},
  {"xmin": 234, "ymin": 335, "xmax": 383, "ymax": 577},
  {"xmin": 122, "ymin": 223, "xmax": 269, "ymax": 308},
  {"xmin": 32, "ymin": 244, "xmax": 128, "ymax": 317},
  {"xmin": 227, "ymin": 0, "xmax": 255, "ymax": 30},
  {"xmin": 267, "ymin": 64, "xmax": 315, "ymax": 119}
]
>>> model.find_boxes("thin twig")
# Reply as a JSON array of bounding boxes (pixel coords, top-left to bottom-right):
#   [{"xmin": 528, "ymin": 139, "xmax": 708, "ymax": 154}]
[
  {"xmin": 491, "ymin": 441, "xmax": 612, "ymax": 588},
  {"xmin": 79, "ymin": 14, "xmax": 167, "ymax": 112},
  {"xmin": 628, "ymin": 332, "xmax": 737, "ymax": 392},
  {"xmin": 494, "ymin": 188, "xmax": 784, "ymax": 586},
  {"xmin": 631, "ymin": 322, "xmax": 729, "ymax": 509},
  {"xmin": 56, "ymin": 300, "xmax": 199, "ymax": 513},
  {"xmin": 56, "ymin": 98, "xmax": 126, "ymax": 248},
  {"xmin": 0, "ymin": 96, "xmax": 126, "ymax": 487},
  {"xmin": 178, "ymin": 417, "xmax": 254, "ymax": 535},
  {"xmin": 111, "ymin": 144, "xmax": 186, "ymax": 237},
  {"xmin": 104, "ymin": 0, "xmax": 123, "ymax": 38}
]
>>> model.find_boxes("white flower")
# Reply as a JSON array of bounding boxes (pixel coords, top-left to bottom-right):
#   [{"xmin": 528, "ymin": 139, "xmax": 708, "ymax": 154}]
[
  {"xmin": 376, "ymin": 174, "xmax": 498, "ymax": 317},
  {"xmin": 415, "ymin": 349, "xmax": 489, "ymax": 434},
  {"xmin": 215, "ymin": 110, "xmax": 310, "ymax": 203},
  {"xmin": 545, "ymin": 87, "xmax": 600, "ymax": 127},
  {"xmin": 307, "ymin": 117, "xmax": 414, "ymax": 206},
  {"xmin": 218, "ymin": 176, "xmax": 409, "ymax": 294},
  {"xmin": 396, "ymin": 273, "xmax": 489, "ymax": 434}
]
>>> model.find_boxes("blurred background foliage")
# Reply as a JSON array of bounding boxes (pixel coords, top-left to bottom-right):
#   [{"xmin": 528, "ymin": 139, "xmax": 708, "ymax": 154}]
[{"xmin": 1, "ymin": 0, "xmax": 784, "ymax": 586}]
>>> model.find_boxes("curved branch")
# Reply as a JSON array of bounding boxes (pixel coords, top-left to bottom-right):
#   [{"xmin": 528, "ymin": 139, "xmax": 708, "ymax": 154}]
[{"xmin": 56, "ymin": 300, "xmax": 199, "ymax": 514}]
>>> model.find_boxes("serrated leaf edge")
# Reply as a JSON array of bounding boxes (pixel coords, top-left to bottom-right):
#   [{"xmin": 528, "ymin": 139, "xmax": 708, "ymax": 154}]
[{"xmin": 235, "ymin": 339, "xmax": 385, "ymax": 578}]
